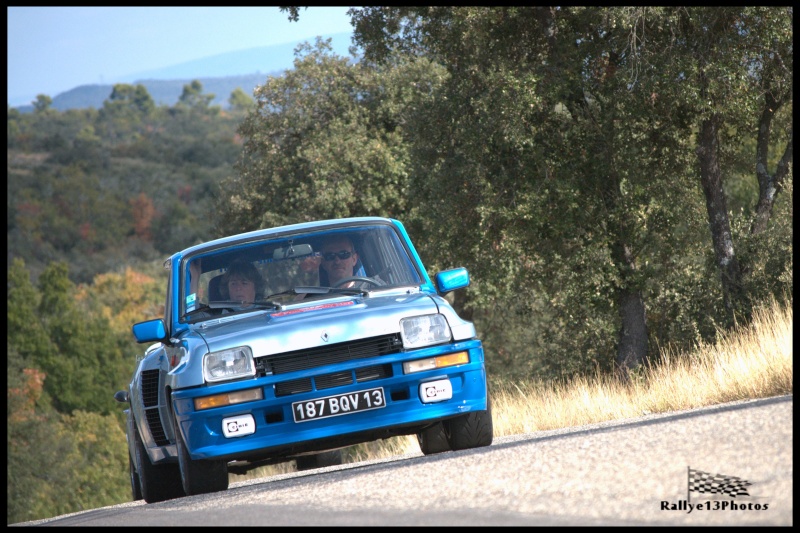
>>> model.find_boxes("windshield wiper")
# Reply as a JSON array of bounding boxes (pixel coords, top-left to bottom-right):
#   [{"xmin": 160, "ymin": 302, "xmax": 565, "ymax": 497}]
[
  {"xmin": 266, "ymin": 287, "xmax": 359, "ymax": 298},
  {"xmin": 182, "ymin": 300, "xmax": 280, "ymax": 321},
  {"xmin": 293, "ymin": 286, "xmax": 368, "ymax": 296},
  {"xmin": 250, "ymin": 300, "xmax": 284, "ymax": 309},
  {"xmin": 182, "ymin": 303, "xmax": 217, "ymax": 320}
]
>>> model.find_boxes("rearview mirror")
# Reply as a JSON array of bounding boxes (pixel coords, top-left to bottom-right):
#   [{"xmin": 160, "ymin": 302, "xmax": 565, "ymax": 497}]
[{"xmin": 273, "ymin": 243, "xmax": 314, "ymax": 260}]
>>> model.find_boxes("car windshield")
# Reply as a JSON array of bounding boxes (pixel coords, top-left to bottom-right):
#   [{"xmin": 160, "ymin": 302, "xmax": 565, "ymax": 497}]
[{"xmin": 180, "ymin": 223, "xmax": 423, "ymax": 323}]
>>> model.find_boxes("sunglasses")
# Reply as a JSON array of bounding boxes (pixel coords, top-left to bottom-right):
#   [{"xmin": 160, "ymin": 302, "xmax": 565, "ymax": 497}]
[{"xmin": 322, "ymin": 250, "xmax": 354, "ymax": 261}]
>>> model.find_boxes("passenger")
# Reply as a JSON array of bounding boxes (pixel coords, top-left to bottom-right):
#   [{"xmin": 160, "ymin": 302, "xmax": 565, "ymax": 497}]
[{"xmin": 219, "ymin": 258, "xmax": 265, "ymax": 306}]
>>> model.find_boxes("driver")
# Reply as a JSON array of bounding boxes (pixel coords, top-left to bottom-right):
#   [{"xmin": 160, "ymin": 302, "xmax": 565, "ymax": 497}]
[{"xmin": 320, "ymin": 235, "xmax": 366, "ymax": 288}]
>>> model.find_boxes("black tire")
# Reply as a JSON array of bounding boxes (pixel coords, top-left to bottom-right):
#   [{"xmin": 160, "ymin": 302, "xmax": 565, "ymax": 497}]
[
  {"xmin": 132, "ymin": 420, "xmax": 185, "ymax": 503},
  {"xmin": 296, "ymin": 449, "xmax": 343, "ymax": 471},
  {"xmin": 417, "ymin": 422, "xmax": 452, "ymax": 455},
  {"xmin": 129, "ymin": 453, "xmax": 143, "ymax": 501},
  {"xmin": 444, "ymin": 402, "xmax": 494, "ymax": 451},
  {"xmin": 172, "ymin": 412, "xmax": 229, "ymax": 496}
]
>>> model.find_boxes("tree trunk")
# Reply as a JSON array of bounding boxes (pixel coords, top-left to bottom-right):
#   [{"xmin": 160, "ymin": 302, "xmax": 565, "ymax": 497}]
[
  {"xmin": 594, "ymin": 95, "xmax": 649, "ymax": 379},
  {"xmin": 601, "ymin": 171, "xmax": 649, "ymax": 379},
  {"xmin": 608, "ymin": 235, "xmax": 648, "ymax": 380},
  {"xmin": 750, "ymin": 91, "xmax": 793, "ymax": 235},
  {"xmin": 696, "ymin": 115, "xmax": 742, "ymax": 321},
  {"xmin": 616, "ymin": 287, "xmax": 648, "ymax": 380}
]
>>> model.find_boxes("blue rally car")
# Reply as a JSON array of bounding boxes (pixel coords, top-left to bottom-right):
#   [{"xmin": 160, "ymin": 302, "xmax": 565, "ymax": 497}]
[{"xmin": 116, "ymin": 217, "xmax": 492, "ymax": 503}]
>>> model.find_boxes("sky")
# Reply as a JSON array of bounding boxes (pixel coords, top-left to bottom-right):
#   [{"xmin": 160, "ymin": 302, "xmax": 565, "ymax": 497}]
[{"xmin": 7, "ymin": 6, "xmax": 356, "ymax": 107}]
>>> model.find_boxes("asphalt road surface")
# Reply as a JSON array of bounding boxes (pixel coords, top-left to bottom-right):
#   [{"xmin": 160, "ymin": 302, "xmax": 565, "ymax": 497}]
[{"xmin": 12, "ymin": 395, "xmax": 792, "ymax": 526}]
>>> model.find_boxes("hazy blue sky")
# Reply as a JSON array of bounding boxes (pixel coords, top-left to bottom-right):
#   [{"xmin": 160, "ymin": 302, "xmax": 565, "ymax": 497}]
[{"xmin": 7, "ymin": 6, "xmax": 355, "ymax": 107}]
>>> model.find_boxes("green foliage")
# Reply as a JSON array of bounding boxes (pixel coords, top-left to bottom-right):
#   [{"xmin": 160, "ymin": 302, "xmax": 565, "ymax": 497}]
[
  {"xmin": 228, "ymin": 87, "xmax": 255, "ymax": 112},
  {"xmin": 33, "ymin": 94, "xmax": 52, "ymax": 113},
  {"xmin": 7, "ymin": 362, "xmax": 70, "ymax": 524},
  {"xmin": 7, "ymin": 404, "xmax": 129, "ymax": 524},
  {"xmin": 216, "ymin": 38, "xmax": 446, "ymax": 234},
  {"xmin": 8, "ymin": 82, "xmax": 242, "ymax": 283},
  {"xmin": 36, "ymin": 263, "xmax": 123, "ymax": 415},
  {"xmin": 7, "ymin": 258, "xmax": 56, "ymax": 364},
  {"xmin": 346, "ymin": 6, "xmax": 793, "ymax": 376},
  {"xmin": 56, "ymin": 411, "xmax": 130, "ymax": 511},
  {"xmin": 178, "ymin": 79, "xmax": 216, "ymax": 110},
  {"xmin": 733, "ymin": 178, "xmax": 794, "ymax": 307},
  {"xmin": 7, "ymin": 260, "xmax": 148, "ymax": 523},
  {"xmin": 7, "ymin": 260, "xmax": 136, "ymax": 419}
]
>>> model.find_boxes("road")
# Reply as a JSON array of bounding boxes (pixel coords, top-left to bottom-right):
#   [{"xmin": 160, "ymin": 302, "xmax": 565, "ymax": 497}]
[{"xmin": 12, "ymin": 395, "xmax": 792, "ymax": 526}]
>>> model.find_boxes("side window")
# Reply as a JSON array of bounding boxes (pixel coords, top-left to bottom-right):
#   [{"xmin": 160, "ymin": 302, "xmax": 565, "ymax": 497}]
[{"xmin": 373, "ymin": 227, "xmax": 421, "ymax": 285}]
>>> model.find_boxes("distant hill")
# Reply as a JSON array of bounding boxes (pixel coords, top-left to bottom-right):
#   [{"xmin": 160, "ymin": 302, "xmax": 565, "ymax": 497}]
[
  {"xmin": 31, "ymin": 73, "xmax": 277, "ymax": 113},
  {"xmin": 12, "ymin": 32, "xmax": 355, "ymax": 113}
]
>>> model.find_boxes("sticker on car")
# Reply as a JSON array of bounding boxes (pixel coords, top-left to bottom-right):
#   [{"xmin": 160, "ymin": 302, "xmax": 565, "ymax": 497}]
[
  {"xmin": 222, "ymin": 414, "xmax": 256, "ymax": 438},
  {"xmin": 419, "ymin": 379, "xmax": 453, "ymax": 403}
]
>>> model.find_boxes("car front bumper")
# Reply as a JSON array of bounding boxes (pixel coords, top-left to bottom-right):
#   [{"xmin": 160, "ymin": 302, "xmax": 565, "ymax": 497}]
[{"xmin": 171, "ymin": 340, "xmax": 488, "ymax": 461}]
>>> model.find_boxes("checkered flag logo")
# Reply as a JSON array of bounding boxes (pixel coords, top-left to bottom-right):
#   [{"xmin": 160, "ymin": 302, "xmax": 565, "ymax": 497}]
[{"xmin": 689, "ymin": 468, "xmax": 752, "ymax": 498}]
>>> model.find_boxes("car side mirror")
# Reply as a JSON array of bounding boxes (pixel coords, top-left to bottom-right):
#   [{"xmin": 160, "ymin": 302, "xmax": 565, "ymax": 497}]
[
  {"xmin": 132, "ymin": 318, "xmax": 167, "ymax": 343},
  {"xmin": 435, "ymin": 267, "xmax": 470, "ymax": 294}
]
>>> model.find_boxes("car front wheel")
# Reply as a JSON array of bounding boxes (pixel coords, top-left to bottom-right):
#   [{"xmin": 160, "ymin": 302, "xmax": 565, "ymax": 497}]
[
  {"xmin": 132, "ymin": 420, "xmax": 184, "ymax": 503},
  {"xmin": 129, "ymin": 453, "xmax": 143, "ymax": 501},
  {"xmin": 172, "ymin": 410, "xmax": 229, "ymax": 496},
  {"xmin": 444, "ymin": 402, "xmax": 494, "ymax": 451},
  {"xmin": 417, "ymin": 421, "xmax": 452, "ymax": 455}
]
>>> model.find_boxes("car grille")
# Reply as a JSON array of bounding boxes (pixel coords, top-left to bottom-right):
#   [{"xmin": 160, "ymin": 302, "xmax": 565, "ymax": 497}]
[
  {"xmin": 140, "ymin": 369, "xmax": 169, "ymax": 446},
  {"xmin": 256, "ymin": 333, "xmax": 403, "ymax": 375},
  {"xmin": 273, "ymin": 364, "xmax": 394, "ymax": 397},
  {"xmin": 141, "ymin": 369, "xmax": 160, "ymax": 407},
  {"xmin": 256, "ymin": 333, "xmax": 402, "ymax": 398}
]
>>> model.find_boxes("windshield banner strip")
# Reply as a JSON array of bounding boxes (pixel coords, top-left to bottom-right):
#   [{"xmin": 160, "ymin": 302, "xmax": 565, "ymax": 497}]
[{"xmin": 271, "ymin": 301, "xmax": 355, "ymax": 317}]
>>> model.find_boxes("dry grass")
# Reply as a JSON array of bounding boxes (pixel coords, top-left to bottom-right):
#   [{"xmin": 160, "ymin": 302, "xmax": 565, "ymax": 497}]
[
  {"xmin": 491, "ymin": 297, "xmax": 792, "ymax": 436},
  {"xmin": 232, "ymin": 297, "xmax": 792, "ymax": 481}
]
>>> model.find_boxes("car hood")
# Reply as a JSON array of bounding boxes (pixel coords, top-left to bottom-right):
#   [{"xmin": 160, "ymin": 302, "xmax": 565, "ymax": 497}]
[{"xmin": 192, "ymin": 291, "xmax": 441, "ymax": 358}]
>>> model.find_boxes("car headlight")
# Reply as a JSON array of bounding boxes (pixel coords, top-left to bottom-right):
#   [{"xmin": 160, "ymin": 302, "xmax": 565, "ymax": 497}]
[
  {"xmin": 204, "ymin": 346, "xmax": 255, "ymax": 382},
  {"xmin": 400, "ymin": 314, "xmax": 452, "ymax": 349}
]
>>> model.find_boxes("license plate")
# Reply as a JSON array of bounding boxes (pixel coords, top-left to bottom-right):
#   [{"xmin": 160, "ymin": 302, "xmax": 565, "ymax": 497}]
[{"xmin": 292, "ymin": 387, "xmax": 386, "ymax": 423}]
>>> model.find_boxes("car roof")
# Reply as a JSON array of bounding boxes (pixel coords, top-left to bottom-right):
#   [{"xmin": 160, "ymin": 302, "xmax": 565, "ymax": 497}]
[{"xmin": 177, "ymin": 217, "xmax": 398, "ymax": 258}]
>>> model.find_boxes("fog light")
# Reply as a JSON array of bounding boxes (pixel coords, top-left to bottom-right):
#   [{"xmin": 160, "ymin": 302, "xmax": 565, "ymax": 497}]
[
  {"xmin": 194, "ymin": 388, "xmax": 263, "ymax": 411},
  {"xmin": 403, "ymin": 351, "xmax": 469, "ymax": 374}
]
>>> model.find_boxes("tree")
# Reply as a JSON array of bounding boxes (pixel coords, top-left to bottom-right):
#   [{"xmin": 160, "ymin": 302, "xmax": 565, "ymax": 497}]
[
  {"xmin": 228, "ymin": 87, "xmax": 255, "ymax": 112},
  {"xmin": 612, "ymin": 7, "xmax": 793, "ymax": 323},
  {"xmin": 130, "ymin": 192, "xmax": 156, "ymax": 242},
  {"xmin": 178, "ymin": 79, "xmax": 216, "ymax": 110},
  {"xmin": 7, "ymin": 257, "xmax": 56, "ymax": 365},
  {"xmin": 105, "ymin": 83, "xmax": 155, "ymax": 116},
  {"xmin": 7, "ymin": 260, "xmax": 132, "ymax": 522},
  {"xmin": 7, "ymin": 344, "xmax": 70, "ymax": 524},
  {"xmin": 217, "ymin": 37, "xmax": 445, "ymax": 234},
  {"xmin": 7, "ymin": 261, "xmax": 162, "ymax": 522},
  {"xmin": 343, "ymin": 7, "xmax": 674, "ymax": 377},
  {"xmin": 32, "ymin": 262, "xmax": 130, "ymax": 415},
  {"xmin": 335, "ymin": 7, "xmax": 791, "ymax": 377},
  {"xmin": 32, "ymin": 94, "xmax": 52, "ymax": 114}
]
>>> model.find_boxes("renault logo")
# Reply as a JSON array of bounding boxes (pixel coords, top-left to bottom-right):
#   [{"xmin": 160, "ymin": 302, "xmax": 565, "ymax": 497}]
[{"xmin": 321, "ymin": 331, "xmax": 329, "ymax": 342}]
